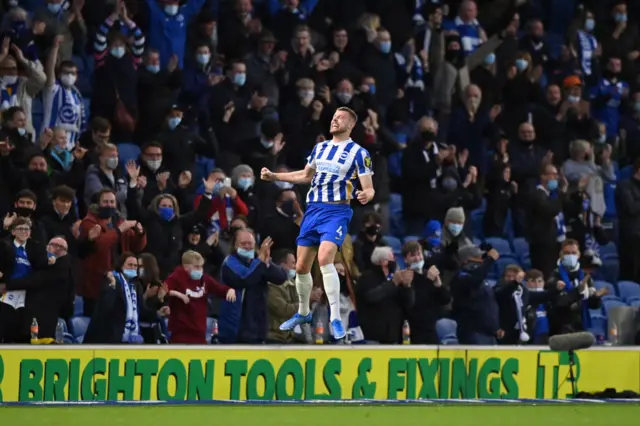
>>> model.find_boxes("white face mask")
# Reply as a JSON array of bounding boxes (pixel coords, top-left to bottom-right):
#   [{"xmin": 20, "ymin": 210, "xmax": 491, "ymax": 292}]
[
  {"xmin": 260, "ymin": 138, "xmax": 274, "ymax": 149},
  {"xmin": 145, "ymin": 159, "xmax": 162, "ymax": 172},
  {"xmin": 60, "ymin": 73, "xmax": 77, "ymax": 86},
  {"xmin": 165, "ymin": 5, "xmax": 179, "ymax": 16}
]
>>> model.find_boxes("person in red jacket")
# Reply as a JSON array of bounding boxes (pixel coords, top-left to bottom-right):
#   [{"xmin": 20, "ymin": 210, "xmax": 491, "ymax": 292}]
[
  {"xmin": 193, "ymin": 168, "xmax": 249, "ymax": 234},
  {"xmin": 166, "ymin": 250, "xmax": 236, "ymax": 343}
]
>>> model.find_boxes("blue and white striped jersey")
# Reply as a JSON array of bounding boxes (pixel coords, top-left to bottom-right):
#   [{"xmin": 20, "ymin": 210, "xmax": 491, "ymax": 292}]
[{"xmin": 306, "ymin": 139, "xmax": 373, "ymax": 203}]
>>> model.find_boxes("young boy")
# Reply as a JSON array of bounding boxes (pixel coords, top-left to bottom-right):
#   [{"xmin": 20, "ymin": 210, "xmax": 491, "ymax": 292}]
[{"xmin": 165, "ymin": 250, "xmax": 236, "ymax": 344}]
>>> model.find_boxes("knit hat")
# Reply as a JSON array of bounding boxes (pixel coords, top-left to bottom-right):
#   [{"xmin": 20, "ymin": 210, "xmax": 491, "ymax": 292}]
[
  {"xmin": 424, "ymin": 220, "xmax": 442, "ymax": 238},
  {"xmin": 445, "ymin": 207, "xmax": 465, "ymax": 224},
  {"xmin": 231, "ymin": 164, "xmax": 253, "ymax": 186}
]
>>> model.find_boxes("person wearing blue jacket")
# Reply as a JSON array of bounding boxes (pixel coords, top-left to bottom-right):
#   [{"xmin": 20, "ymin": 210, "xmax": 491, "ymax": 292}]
[
  {"xmin": 145, "ymin": 0, "xmax": 206, "ymax": 69},
  {"xmin": 219, "ymin": 229, "xmax": 287, "ymax": 343}
]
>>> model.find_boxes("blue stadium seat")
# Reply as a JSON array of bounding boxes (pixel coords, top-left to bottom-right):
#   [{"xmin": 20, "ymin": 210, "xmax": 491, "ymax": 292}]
[
  {"xmin": 117, "ymin": 143, "xmax": 141, "ymax": 165},
  {"xmin": 520, "ymin": 255, "xmax": 532, "ymax": 271},
  {"xmin": 472, "ymin": 237, "xmax": 482, "ymax": 245},
  {"xmin": 593, "ymin": 280, "xmax": 617, "ymax": 296},
  {"xmin": 629, "ymin": 298, "xmax": 640, "ymax": 307},
  {"xmin": 491, "ymin": 255, "xmax": 520, "ymax": 279},
  {"xmin": 618, "ymin": 165, "xmax": 633, "ymax": 181},
  {"xmin": 389, "ymin": 193, "xmax": 402, "ymax": 214},
  {"xmin": 384, "ymin": 235, "xmax": 402, "ymax": 252},
  {"xmin": 603, "ymin": 299, "xmax": 628, "ymax": 314},
  {"xmin": 70, "ymin": 316, "xmax": 91, "ymax": 343},
  {"xmin": 57, "ymin": 318, "xmax": 74, "ymax": 344},
  {"xmin": 436, "ymin": 319, "xmax": 458, "ymax": 345},
  {"xmin": 600, "ymin": 242, "xmax": 617, "ymax": 258},
  {"xmin": 600, "ymin": 257, "xmax": 620, "ymax": 284},
  {"xmin": 470, "ymin": 210, "xmax": 484, "ymax": 239},
  {"xmin": 617, "ymin": 281, "xmax": 640, "ymax": 302},
  {"xmin": 512, "ymin": 237, "xmax": 530, "ymax": 259},
  {"xmin": 388, "ymin": 193, "xmax": 404, "ymax": 237},
  {"xmin": 74, "ymin": 295, "xmax": 83, "ymax": 317},
  {"xmin": 71, "ymin": 55, "xmax": 86, "ymax": 73},
  {"xmin": 588, "ymin": 309, "xmax": 607, "ymax": 338},
  {"xmin": 485, "ymin": 237, "xmax": 512, "ymax": 254}
]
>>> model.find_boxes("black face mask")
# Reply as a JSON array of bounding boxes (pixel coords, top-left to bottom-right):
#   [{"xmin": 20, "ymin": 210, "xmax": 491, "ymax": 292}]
[
  {"xmin": 26, "ymin": 170, "xmax": 49, "ymax": 186},
  {"xmin": 98, "ymin": 206, "xmax": 116, "ymax": 219},
  {"xmin": 421, "ymin": 130, "xmax": 436, "ymax": 142},
  {"xmin": 14, "ymin": 207, "xmax": 33, "ymax": 218},
  {"xmin": 520, "ymin": 138, "xmax": 534, "ymax": 146},
  {"xmin": 387, "ymin": 261, "xmax": 397, "ymax": 274},
  {"xmin": 280, "ymin": 200, "xmax": 296, "ymax": 217},
  {"xmin": 603, "ymin": 70, "xmax": 619, "ymax": 81},
  {"xmin": 364, "ymin": 224, "xmax": 380, "ymax": 236}
]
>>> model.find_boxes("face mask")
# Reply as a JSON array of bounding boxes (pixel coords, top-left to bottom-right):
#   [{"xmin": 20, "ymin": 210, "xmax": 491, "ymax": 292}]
[
  {"xmin": 123, "ymin": 269, "xmax": 138, "ymax": 279},
  {"xmin": 48, "ymin": 3, "xmax": 62, "ymax": 13},
  {"xmin": 442, "ymin": 177, "xmax": 458, "ymax": 191},
  {"xmin": 615, "ymin": 13, "xmax": 627, "ymax": 23},
  {"xmin": 447, "ymin": 223, "xmax": 463, "ymax": 236},
  {"xmin": 146, "ymin": 64, "xmax": 160, "ymax": 74},
  {"xmin": 139, "ymin": 267, "xmax": 145, "ymax": 277},
  {"xmin": 168, "ymin": 117, "xmax": 182, "ymax": 130},
  {"xmin": 515, "ymin": 59, "xmax": 529, "ymax": 72},
  {"xmin": 233, "ymin": 73, "xmax": 246, "ymax": 86},
  {"xmin": 379, "ymin": 41, "xmax": 391, "ymax": 54},
  {"xmin": 567, "ymin": 95, "xmax": 580, "ymax": 103},
  {"xmin": 196, "ymin": 53, "xmax": 211, "ymax": 65},
  {"xmin": 98, "ymin": 206, "xmax": 116, "ymax": 219},
  {"xmin": 421, "ymin": 130, "xmax": 436, "ymax": 142},
  {"xmin": 275, "ymin": 181, "xmax": 294, "ymax": 190},
  {"xmin": 2, "ymin": 75, "xmax": 18, "ymax": 85},
  {"xmin": 145, "ymin": 159, "xmax": 162, "ymax": 172},
  {"xmin": 165, "ymin": 4, "xmax": 179, "ymax": 15},
  {"xmin": 27, "ymin": 170, "xmax": 49, "ymax": 185},
  {"xmin": 47, "ymin": 252, "xmax": 56, "ymax": 260},
  {"xmin": 469, "ymin": 98, "xmax": 481, "ymax": 110},
  {"xmin": 158, "ymin": 207, "xmax": 174, "ymax": 221},
  {"xmin": 365, "ymin": 224, "xmax": 380, "ymax": 236},
  {"xmin": 238, "ymin": 177, "xmax": 253, "ymax": 191},
  {"xmin": 280, "ymin": 200, "xmax": 296, "ymax": 217},
  {"xmin": 105, "ymin": 157, "xmax": 119, "ymax": 170},
  {"xmin": 387, "ymin": 261, "xmax": 397, "ymax": 274},
  {"xmin": 562, "ymin": 254, "xmax": 579, "ymax": 269},
  {"xmin": 484, "ymin": 53, "xmax": 496, "ymax": 65},
  {"xmin": 260, "ymin": 138, "xmax": 274, "ymax": 149},
  {"xmin": 368, "ymin": 84, "xmax": 376, "ymax": 95},
  {"xmin": 597, "ymin": 134, "xmax": 606, "ymax": 144},
  {"xmin": 237, "ymin": 248, "xmax": 255, "ymax": 259},
  {"xmin": 14, "ymin": 207, "xmax": 33, "ymax": 218},
  {"xmin": 60, "ymin": 74, "xmax": 76, "ymax": 86},
  {"xmin": 189, "ymin": 270, "xmax": 203, "ymax": 280},
  {"xmin": 335, "ymin": 92, "xmax": 352, "ymax": 104},
  {"xmin": 585, "ymin": 18, "xmax": 595, "ymax": 31},
  {"xmin": 17, "ymin": 128, "xmax": 27, "ymax": 136},
  {"xmin": 212, "ymin": 182, "xmax": 223, "ymax": 194},
  {"xmin": 111, "ymin": 46, "xmax": 126, "ymax": 58},
  {"xmin": 409, "ymin": 260, "xmax": 424, "ymax": 271},
  {"xmin": 547, "ymin": 179, "xmax": 558, "ymax": 191},
  {"xmin": 299, "ymin": 90, "xmax": 314, "ymax": 103},
  {"xmin": 287, "ymin": 269, "xmax": 296, "ymax": 280}
]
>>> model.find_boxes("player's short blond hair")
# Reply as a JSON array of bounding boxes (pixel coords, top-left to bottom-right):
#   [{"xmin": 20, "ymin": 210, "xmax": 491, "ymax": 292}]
[
  {"xmin": 182, "ymin": 250, "xmax": 204, "ymax": 266},
  {"xmin": 336, "ymin": 106, "xmax": 358, "ymax": 125}
]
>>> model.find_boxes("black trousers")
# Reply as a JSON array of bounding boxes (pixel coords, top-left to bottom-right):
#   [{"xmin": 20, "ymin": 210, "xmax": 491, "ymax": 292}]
[
  {"xmin": 530, "ymin": 242, "xmax": 559, "ymax": 280},
  {"xmin": 0, "ymin": 304, "xmax": 28, "ymax": 343}
]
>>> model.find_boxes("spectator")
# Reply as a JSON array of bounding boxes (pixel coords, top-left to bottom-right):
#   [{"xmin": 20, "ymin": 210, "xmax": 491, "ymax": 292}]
[
  {"xmin": 219, "ymin": 230, "xmax": 287, "ymax": 343},
  {"xmin": 77, "ymin": 188, "xmax": 147, "ymax": 316},
  {"xmin": 83, "ymin": 143, "xmax": 128, "ymax": 215},
  {"xmin": 261, "ymin": 187, "xmax": 303, "ymax": 253},
  {"xmin": 615, "ymin": 158, "xmax": 640, "ymax": 282},
  {"xmin": 165, "ymin": 250, "xmax": 234, "ymax": 344},
  {"xmin": 356, "ymin": 246, "xmax": 415, "ymax": 344},
  {"xmin": 352, "ymin": 211, "xmax": 387, "ymax": 273},
  {"xmin": 1, "ymin": 189, "xmax": 47, "ymax": 243},
  {"xmin": 450, "ymin": 244, "xmax": 500, "ymax": 345},
  {"xmin": 194, "ymin": 168, "xmax": 249, "ymax": 235},
  {"xmin": 230, "ymin": 164, "xmax": 260, "ymax": 229},
  {"xmin": 590, "ymin": 56, "xmax": 628, "ymax": 140},
  {"xmin": 39, "ymin": 185, "xmax": 78, "ymax": 251},
  {"xmin": 136, "ymin": 252, "xmax": 168, "ymax": 344},
  {"xmin": 35, "ymin": 0, "xmax": 86, "ymax": 62},
  {"xmin": 2, "ymin": 106, "xmax": 39, "ymax": 167}
]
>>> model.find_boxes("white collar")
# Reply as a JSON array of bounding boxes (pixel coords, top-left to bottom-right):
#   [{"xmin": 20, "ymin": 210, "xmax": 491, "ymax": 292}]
[
  {"xmin": 13, "ymin": 240, "xmax": 26, "ymax": 249},
  {"xmin": 455, "ymin": 16, "xmax": 479, "ymax": 26}
]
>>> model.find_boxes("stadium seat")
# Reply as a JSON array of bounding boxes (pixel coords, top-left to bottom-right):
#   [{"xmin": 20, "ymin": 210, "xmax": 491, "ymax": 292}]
[
  {"xmin": 57, "ymin": 318, "xmax": 74, "ymax": 344},
  {"xmin": 600, "ymin": 257, "xmax": 620, "ymax": 284},
  {"xmin": 603, "ymin": 299, "xmax": 628, "ymax": 314},
  {"xmin": 484, "ymin": 237, "xmax": 512, "ymax": 254},
  {"xmin": 593, "ymin": 280, "xmax": 617, "ymax": 296},
  {"xmin": 389, "ymin": 193, "xmax": 402, "ymax": 214},
  {"xmin": 588, "ymin": 309, "xmax": 607, "ymax": 338},
  {"xmin": 384, "ymin": 235, "xmax": 402, "ymax": 252},
  {"xmin": 491, "ymin": 255, "xmax": 520, "ymax": 279},
  {"xmin": 599, "ymin": 242, "xmax": 617, "ymax": 258},
  {"xmin": 470, "ymin": 210, "xmax": 484, "ymax": 239},
  {"xmin": 436, "ymin": 319, "xmax": 458, "ymax": 345},
  {"xmin": 117, "ymin": 143, "xmax": 141, "ymax": 165},
  {"xmin": 520, "ymin": 255, "xmax": 532, "ymax": 271},
  {"xmin": 472, "ymin": 237, "xmax": 482, "ymax": 245},
  {"xmin": 617, "ymin": 281, "xmax": 640, "ymax": 302},
  {"xmin": 628, "ymin": 298, "xmax": 640, "ymax": 307},
  {"xmin": 74, "ymin": 295, "xmax": 84, "ymax": 317},
  {"xmin": 512, "ymin": 237, "xmax": 530, "ymax": 259},
  {"xmin": 70, "ymin": 316, "xmax": 91, "ymax": 343}
]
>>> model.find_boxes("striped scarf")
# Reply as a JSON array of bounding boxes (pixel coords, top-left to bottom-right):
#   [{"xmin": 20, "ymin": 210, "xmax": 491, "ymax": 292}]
[
  {"xmin": 538, "ymin": 185, "xmax": 565, "ymax": 242},
  {"xmin": 44, "ymin": 83, "xmax": 84, "ymax": 150},
  {"xmin": 117, "ymin": 272, "xmax": 143, "ymax": 344},
  {"xmin": 577, "ymin": 31, "xmax": 597, "ymax": 76}
]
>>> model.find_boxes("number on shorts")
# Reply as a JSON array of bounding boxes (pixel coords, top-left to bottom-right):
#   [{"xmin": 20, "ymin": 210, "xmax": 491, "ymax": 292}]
[{"xmin": 336, "ymin": 226, "xmax": 343, "ymax": 238}]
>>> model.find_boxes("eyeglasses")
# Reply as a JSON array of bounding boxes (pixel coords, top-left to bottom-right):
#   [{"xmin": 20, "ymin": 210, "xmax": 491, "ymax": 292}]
[
  {"xmin": 48, "ymin": 242, "xmax": 68, "ymax": 251},
  {"xmin": 14, "ymin": 227, "xmax": 31, "ymax": 232}
]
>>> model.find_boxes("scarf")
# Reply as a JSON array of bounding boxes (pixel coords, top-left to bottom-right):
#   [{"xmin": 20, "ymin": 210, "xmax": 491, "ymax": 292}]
[
  {"xmin": 0, "ymin": 80, "xmax": 19, "ymax": 111},
  {"xmin": 44, "ymin": 82, "xmax": 84, "ymax": 149},
  {"xmin": 582, "ymin": 201, "xmax": 601, "ymax": 260},
  {"xmin": 50, "ymin": 147, "xmax": 74, "ymax": 172},
  {"xmin": 577, "ymin": 30, "xmax": 597, "ymax": 76},
  {"xmin": 558, "ymin": 263, "xmax": 592, "ymax": 329},
  {"xmin": 118, "ymin": 272, "xmax": 143, "ymax": 344},
  {"xmin": 538, "ymin": 185, "xmax": 565, "ymax": 242},
  {"xmin": 529, "ymin": 288, "xmax": 549, "ymax": 337},
  {"xmin": 512, "ymin": 284, "xmax": 530, "ymax": 342}
]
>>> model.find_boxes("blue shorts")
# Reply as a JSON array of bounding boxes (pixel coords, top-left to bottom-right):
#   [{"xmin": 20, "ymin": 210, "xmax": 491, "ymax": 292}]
[{"xmin": 297, "ymin": 203, "xmax": 353, "ymax": 248}]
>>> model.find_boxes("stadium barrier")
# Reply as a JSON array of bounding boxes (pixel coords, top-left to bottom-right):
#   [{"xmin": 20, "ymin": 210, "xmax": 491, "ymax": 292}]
[{"xmin": 0, "ymin": 345, "xmax": 638, "ymax": 403}]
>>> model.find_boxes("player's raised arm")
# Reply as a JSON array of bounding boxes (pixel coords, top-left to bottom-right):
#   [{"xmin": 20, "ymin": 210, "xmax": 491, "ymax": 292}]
[
  {"xmin": 261, "ymin": 166, "xmax": 314, "ymax": 185},
  {"xmin": 355, "ymin": 148, "xmax": 375, "ymax": 204}
]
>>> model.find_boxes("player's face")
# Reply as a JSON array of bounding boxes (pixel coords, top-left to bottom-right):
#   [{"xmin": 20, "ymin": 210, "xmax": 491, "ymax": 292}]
[{"xmin": 330, "ymin": 111, "xmax": 352, "ymax": 135}]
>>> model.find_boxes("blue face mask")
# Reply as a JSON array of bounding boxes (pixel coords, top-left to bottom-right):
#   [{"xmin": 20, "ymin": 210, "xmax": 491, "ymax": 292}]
[
  {"xmin": 287, "ymin": 269, "xmax": 296, "ymax": 280},
  {"xmin": 561, "ymin": 254, "xmax": 579, "ymax": 269},
  {"xmin": 547, "ymin": 179, "xmax": 558, "ymax": 191},
  {"xmin": 447, "ymin": 223, "xmax": 463, "ymax": 236},
  {"xmin": 409, "ymin": 260, "xmax": 424, "ymax": 271},
  {"xmin": 17, "ymin": 127, "xmax": 27, "ymax": 136},
  {"xmin": 123, "ymin": 269, "xmax": 138, "ymax": 279},
  {"xmin": 368, "ymin": 84, "xmax": 376, "ymax": 95},
  {"xmin": 158, "ymin": 207, "xmax": 174, "ymax": 221},
  {"xmin": 237, "ymin": 248, "xmax": 255, "ymax": 259},
  {"xmin": 196, "ymin": 53, "xmax": 210, "ymax": 65},
  {"xmin": 47, "ymin": 252, "xmax": 56, "ymax": 260},
  {"xmin": 212, "ymin": 182, "xmax": 223, "ymax": 194},
  {"xmin": 189, "ymin": 270, "xmax": 203, "ymax": 280},
  {"xmin": 48, "ymin": 3, "xmax": 62, "ymax": 14},
  {"xmin": 238, "ymin": 177, "xmax": 253, "ymax": 191},
  {"xmin": 379, "ymin": 41, "xmax": 391, "ymax": 54},
  {"xmin": 233, "ymin": 73, "xmax": 246, "ymax": 86},
  {"xmin": 111, "ymin": 46, "xmax": 126, "ymax": 58},
  {"xmin": 168, "ymin": 117, "xmax": 181, "ymax": 130},
  {"xmin": 165, "ymin": 4, "xmax": 179, "ymax": 16},
  {"xmin": 146, "ymin": 64, "xmax": 160, "ymax": 74},
  {"xmin": 515, "ymin": 58, "xmax": 529, "ymax": 72},
  {"xmin": 585, "ymin": 18, "xmax": 595, "ymax": 31},
  {"xmin": 615, "ymin": 13, "xmax": 627, "ymax": 23},
  {"xmin": 484, "ymin": 53, "xmax": 496, "ymax": 65}
]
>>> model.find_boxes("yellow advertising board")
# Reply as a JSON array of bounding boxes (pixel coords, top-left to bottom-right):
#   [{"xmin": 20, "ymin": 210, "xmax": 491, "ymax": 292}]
[{"xmin": 0, "ymin": 347, "xmax": 637, "ymax": 402}]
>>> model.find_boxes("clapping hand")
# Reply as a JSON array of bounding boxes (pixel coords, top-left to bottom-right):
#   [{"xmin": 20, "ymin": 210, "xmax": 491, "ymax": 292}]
[
  {"xmin": 72, "ymin": 146, "xmax": 88, "ymax": 160},
  {"xmin": 3, "ymin": 212, "xmax": 17, "ymax": 230},
  {"xmin": 258, "ymin": 237, "xmax": 274, "ymax": 262},
  {"xmin": 126, "ymin": 160, "xmax": 140, "ymax": 181},
  {"xmin": 88, "ymin": 224, "xmax": 102, "ymax": 240},
  {"xmin": 178, "ymin": 171, "xmax": 192, "ymax": 188},
  {"xmin": 157, "ymin": 171, "xmax": 171, "ymax": 191},
  {"xmin": 202, "ymin": 174, "xmax": 218, "ymax": 194}
]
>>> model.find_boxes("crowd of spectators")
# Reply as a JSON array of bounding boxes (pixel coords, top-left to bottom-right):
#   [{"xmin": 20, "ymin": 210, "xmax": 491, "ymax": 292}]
[{"xmin": 0, "ymin": 0, "xmax": 639, "ymax": 346}]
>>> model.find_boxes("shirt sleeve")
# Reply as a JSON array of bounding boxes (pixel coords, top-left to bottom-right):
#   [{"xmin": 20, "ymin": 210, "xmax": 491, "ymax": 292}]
[
  {"xmin": 355, "ymin": 147, "xmax": 373, "ymax": 176},
  {"xmin": 306, "ymin": 144, "xmax": 318, "ymax": 169}
]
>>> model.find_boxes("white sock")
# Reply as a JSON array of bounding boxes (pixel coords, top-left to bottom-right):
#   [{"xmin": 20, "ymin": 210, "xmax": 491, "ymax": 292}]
[
  {"xmin": 320, "ymin": 264, "xmax": 341, "ymax": 322},
  {"xmin": 296, "ymin": 272, "xmax": 313, "ymax": 316}
]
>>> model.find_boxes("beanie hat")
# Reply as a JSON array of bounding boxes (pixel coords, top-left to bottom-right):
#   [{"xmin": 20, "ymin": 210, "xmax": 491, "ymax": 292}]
[{"xmin": 445, "ymin": 207, "xmax": 465, "ymax": 224}]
